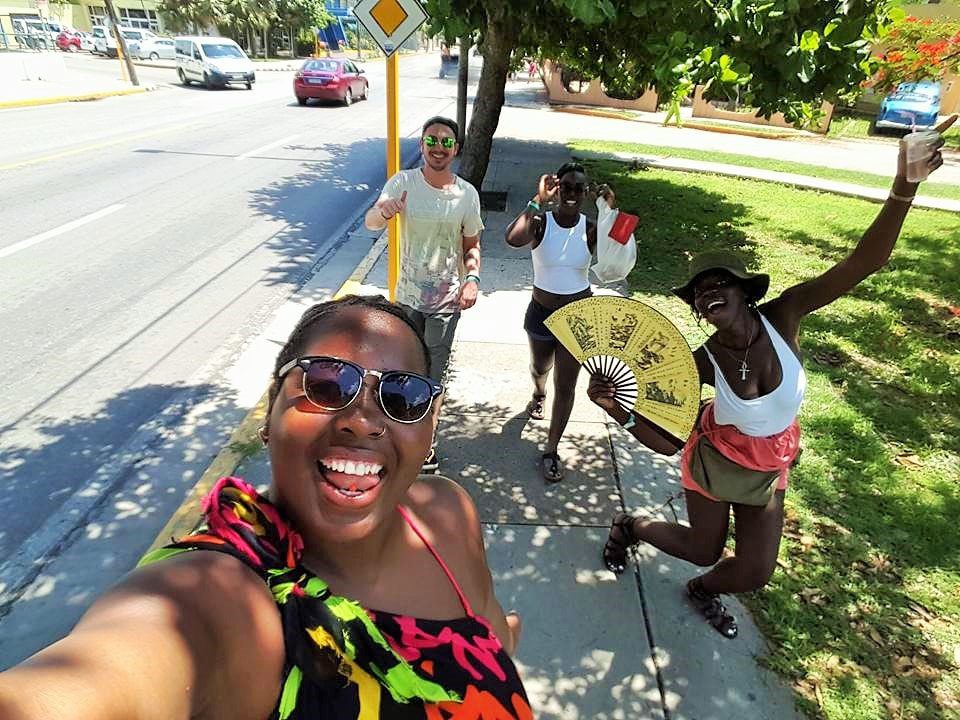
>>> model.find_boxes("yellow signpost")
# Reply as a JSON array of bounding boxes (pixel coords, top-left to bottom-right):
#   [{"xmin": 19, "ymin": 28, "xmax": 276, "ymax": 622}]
[{"xmin": 353, "ymin": 0, "xmax": 428, "ymax": 301}]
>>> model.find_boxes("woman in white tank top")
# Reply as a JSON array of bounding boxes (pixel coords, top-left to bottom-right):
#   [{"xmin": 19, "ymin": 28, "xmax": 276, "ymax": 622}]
[
  {"xmin": 585, "ymin": 119, "xmax": 952, "ymax": 639},
  {"xmin": 505, "ymin": 162, "xmax": 615, "ymax": 483}
]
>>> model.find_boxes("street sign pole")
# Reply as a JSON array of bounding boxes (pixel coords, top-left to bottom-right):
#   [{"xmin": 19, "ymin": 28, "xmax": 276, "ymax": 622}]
[
  {"xmin": 353, "ymin": 0, "xmax": 428, "ymax": 303},
  {"xmin": 386, "ymin": 50, "xmax": 400, "ymax": 301}
]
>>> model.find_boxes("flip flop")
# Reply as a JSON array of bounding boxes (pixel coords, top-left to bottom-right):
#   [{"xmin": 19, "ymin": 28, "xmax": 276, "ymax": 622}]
[
  {"xmin": 526, "ymin": 394, "xmax": 546, "ymax": 420},
  {"xmin": 540, "ymin": 451, "xmax": 564, "ymax": 483}
]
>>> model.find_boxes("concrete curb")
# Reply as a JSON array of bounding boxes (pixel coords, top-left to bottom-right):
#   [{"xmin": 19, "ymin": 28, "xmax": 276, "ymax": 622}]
[
  {"xmin": 144, "ymin": 231, "xmax": 390, "ymax": 551},
  {"xmin": 574, "ymin": 148, "xmax": 960, "ymax": 213},
  {"xmin": 0, "ymin": 84, "xmax": 157, "ymax": 110},
  {"xmin": 550, "ymin": 104, "xmax": 802, "ymax": 140}
]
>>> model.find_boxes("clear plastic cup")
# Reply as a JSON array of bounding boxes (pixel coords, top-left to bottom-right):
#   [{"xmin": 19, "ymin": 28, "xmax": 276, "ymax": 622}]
[{"xmin": 902, "ymin": 130, "xmax": 940, "ymax": 183}]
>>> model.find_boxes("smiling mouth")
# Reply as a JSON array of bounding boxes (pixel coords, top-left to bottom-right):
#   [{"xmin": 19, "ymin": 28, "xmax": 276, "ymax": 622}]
[
  {"xmin": 704, "ymin": 298, "xmax": 726, "ymax": 314},
  {"xmin": 317, "ymin": 458, "xmax": 384, "ymax": 498}
]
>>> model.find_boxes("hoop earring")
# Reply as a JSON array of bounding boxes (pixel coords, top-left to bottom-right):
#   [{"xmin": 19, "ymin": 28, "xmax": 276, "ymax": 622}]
[{"xmin": 371, "ymin": 427, "xmax": 386, "ymax": 438}]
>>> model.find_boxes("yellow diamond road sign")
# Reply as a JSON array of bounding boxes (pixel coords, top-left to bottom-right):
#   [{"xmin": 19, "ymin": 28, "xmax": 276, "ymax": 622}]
[{"xmin": 354, "ymin": 0, "xmax": 427, "ymax": 57}]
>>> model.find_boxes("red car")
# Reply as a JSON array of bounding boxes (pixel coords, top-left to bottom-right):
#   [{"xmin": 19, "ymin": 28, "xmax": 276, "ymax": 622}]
[
  {"xmin": 294, "ymin": 58, "xmax": 369, "ymax": 106},
  {"xmin": 56, "ymin": 30, "xmax": 81, "ymax": 52}
]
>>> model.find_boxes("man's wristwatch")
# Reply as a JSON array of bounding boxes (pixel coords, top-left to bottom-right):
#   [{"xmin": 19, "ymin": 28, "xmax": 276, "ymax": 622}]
[{"xmin": 622, "ymin": 411, "xmax": 637, "ymax": 430}]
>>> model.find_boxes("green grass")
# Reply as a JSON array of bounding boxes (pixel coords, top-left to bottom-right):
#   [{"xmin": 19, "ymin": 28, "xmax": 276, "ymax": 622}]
[
  {"xmin": 570, "ymin": 139, "xmax": 960, "ymax": 202},
  {"xmin": 829, "ymin": 115, "xmax": 960, "ymax": 152},
  {"xmin": 578, "ymin": 153, "xmax": 960, "ymax": 720}
]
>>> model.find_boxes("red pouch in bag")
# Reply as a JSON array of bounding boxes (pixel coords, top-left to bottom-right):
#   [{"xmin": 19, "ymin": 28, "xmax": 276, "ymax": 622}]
[{"xmin": 609, "ymin": 211, "xmax": 639, "ymax": 245}]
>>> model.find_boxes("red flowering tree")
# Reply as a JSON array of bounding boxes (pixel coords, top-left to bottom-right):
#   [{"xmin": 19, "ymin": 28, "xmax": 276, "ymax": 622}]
[{"xmin": 870, "ymin": 14, "xmax": 960, "ymax": 92}]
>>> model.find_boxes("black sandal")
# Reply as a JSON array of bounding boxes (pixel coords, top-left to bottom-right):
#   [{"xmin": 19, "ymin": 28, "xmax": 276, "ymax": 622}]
[
  {"xmin": 526, "ymin": 394, "xmax": 546, "ymax": 420},
  {"xmin": 603, "ymin": 512, "xmax": 637, "ymax": 575},
  {"xmin": 540, "ymin": 451, "xmax": 564, "ymax": 483},
  {"xmin": 686, "ymin": 577, "xmax": 738, "ymax": 639}
]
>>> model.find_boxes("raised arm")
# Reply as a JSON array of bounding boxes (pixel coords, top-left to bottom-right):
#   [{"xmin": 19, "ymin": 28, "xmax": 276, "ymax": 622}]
[
  {"xmin": 772, "ymin": 115, "xmax": 955, "ymax": 325},
  {"xmin": 0, "ymin": 552, "xmax": 283, "ymax": 720},
  {"xmin": 504, "ymin": 173, "xmax": 555, "ymax": 247}
]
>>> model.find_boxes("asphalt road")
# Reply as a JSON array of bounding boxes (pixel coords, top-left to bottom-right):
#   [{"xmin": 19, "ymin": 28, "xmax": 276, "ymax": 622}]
[{"xmin": 0, "ymin": 52, "xmax": 461, "ymax": 641}]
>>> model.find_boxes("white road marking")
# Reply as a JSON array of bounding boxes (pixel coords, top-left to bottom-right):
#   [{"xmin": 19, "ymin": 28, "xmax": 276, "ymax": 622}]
[
  {"xmin": 0, "ymin": 204, "xmax": 125, "ymax": 260},
  {"xmin": 235, "ymin": 134, "xmax": 298, "ymax": 161}
]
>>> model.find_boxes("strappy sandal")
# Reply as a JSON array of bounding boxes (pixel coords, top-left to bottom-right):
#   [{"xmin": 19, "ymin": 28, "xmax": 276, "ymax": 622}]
[
  {"xmin": 603, "ymin": 512, "xmax": 637, "ymax": 575},
  {"xmin": 686, "ymin": 577, "xmax": 738, "ymax": 639},
  {"xmin": 526, "ymin": 394, "xmax": 546, "ymax": 420},
  {"xmin": 540, "ymin": 451, "xmax": 564, "ymax": 483}
]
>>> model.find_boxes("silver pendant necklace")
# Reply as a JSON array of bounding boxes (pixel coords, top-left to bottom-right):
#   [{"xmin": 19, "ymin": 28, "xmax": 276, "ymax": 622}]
[{"xmin": 715, "ymin": 314, "xmax": 759, "ymax": 382}]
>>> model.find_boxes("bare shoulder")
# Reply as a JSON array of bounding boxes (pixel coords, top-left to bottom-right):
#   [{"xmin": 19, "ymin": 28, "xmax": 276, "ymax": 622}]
[{"xmin": 407, "ymin": 474, "xmax": 480, "ymax": 537}]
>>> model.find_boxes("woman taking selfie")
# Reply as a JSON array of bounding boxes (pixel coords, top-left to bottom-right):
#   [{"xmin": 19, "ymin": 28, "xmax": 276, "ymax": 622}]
[{"xmin": 0, "ymin": 295, "xmax": 528, "ymax": 719}]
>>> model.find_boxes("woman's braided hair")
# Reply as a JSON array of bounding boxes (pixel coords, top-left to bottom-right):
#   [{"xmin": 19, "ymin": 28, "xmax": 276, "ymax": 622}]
[
  {"xmin": 264, "ymin": 295, "xmax": 431, "ymax": 431},
  {"xmin": 555, "ymin": 161, "xmax": 587, "ymax": 182}
]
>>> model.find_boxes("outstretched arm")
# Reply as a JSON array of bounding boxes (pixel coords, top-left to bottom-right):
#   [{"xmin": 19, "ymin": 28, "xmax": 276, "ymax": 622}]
[
  {"xmin": 773, "ymin": 115, "xmax": 955, "ymax": 325},
  {"xmin": 587, "ymin": 374, "xmax": 685, "ymax": 455},
  {"xmin": 0, "ymin": 552, "xmax": 282, "ymax": 720}
]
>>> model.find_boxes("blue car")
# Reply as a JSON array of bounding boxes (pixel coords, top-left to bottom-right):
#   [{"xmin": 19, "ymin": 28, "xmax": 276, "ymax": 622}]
[{"xmin": 875, "ymin": 80, "xmax": 942, "ymax": 131}]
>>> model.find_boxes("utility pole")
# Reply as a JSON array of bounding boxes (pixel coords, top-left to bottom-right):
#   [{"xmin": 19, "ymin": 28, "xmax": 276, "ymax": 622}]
[
  {"xmin": 103, "ymin": 0, "xmax": 138, "ymax": 86},
  {"xmin": 456, "ymin": 37, "xmax": 469, "ymax": 150}
]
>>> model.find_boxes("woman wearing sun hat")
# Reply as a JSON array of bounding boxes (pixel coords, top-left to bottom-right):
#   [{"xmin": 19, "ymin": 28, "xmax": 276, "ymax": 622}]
[{"xmin": 587, "ymin": 115, "xmax": 955, "ymax": 639}]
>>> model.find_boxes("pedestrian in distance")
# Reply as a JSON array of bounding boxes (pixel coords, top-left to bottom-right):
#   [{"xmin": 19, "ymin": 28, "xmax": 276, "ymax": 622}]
[
  {"xmin": 0, "ymin": 294, "xmax": 528, "ymax": 720},
  {"xmin": 364, "ymin": 116, "xmax": 483, "ymax": 475},
  {"xmin": 505, "ymin": 162, "xmax": 616, "ymax": 483},
  {"xmin": 588, "ymin": 115, "xmax": 956, "ymax": 639}
]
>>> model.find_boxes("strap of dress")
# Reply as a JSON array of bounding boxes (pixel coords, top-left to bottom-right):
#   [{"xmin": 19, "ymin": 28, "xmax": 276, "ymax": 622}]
[{"xmin": 397, "ymin": 505, "xmax": 474, "ymax": 617}]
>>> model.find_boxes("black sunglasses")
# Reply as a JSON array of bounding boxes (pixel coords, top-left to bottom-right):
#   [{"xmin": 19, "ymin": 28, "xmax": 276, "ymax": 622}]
[
  {"xmin": 276, "ymin": 356, "xmax": 443, "ymax": 424},
  {"xmin": 423, "ymin": 134, "xmax": 456, "ymax": 149}
]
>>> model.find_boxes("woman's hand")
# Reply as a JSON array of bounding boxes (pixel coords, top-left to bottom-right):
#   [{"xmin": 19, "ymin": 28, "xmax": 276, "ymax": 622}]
[
  {"xmin": 537, "ymin": 174, "xmax": 558, "ymax": 206},
  {"xmin": 505, "ymin": 611, "xmax": 522, "ymax": 654},
  {"xmin": 595, "ymin": 183, "xmax": 616, "ymax": 209},
  {"xmin": 896, "ymin": 115, "xmax": 956, "ymax": 183},
  {"xmin": 376, "ymin": 190, "xmax": 407, "ymax": 221},
  {"xmin": 587, "ymin": 374, "xmax": 621, "ymax": 416}
]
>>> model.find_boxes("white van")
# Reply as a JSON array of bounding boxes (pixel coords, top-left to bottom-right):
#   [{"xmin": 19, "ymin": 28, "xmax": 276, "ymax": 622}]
[
  {"xmin": 92, "ymin": 26, "xmax": 155, "ymax": 57},
  {"xmin": 175, "ymin": 36, "xmax": 255, "ymax": 90}
]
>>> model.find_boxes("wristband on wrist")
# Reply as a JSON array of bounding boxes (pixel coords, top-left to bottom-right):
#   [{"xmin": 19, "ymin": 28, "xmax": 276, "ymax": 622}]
[
  {"xmin": 622, "ymin": 411, "xmax": 637, "ymax": 430},
  {"xmin": 464, "ymin": 274, "xmax": 481, "ymax": 286},
  {"xmin": 888, "ymin": 191, "xmax": 916, "ymax": 203},
  {"xmin": 526, "ymin": 199, "xmax": 540, "ymax": 212}
]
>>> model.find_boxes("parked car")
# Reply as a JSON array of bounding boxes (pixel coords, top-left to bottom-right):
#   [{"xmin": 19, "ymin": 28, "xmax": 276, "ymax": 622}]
[
  {"xmin": 78, "ymin": 31, "xmax": 94, "ymax": 52},
  {"xmin": 136, "ymin": 36, "xmax": 175, "ymax": 61},
  {"xmin": 175, "ymin": 36, "xmax": 255, "ymax": 89},
  {"xmin": 293, "ymin": 58, "xmax": 368, "ymax": 106},
  {"xmin": 12, "ymin": 17, "xmax": 62, "ymax": 49},
  {"xmin": 56, "ymin": 30, "xmax": 82, "ymax": 52},
  {"xmin": 92, "ymin": 26, "xmax": 155, "ymax": 58},
  {"xmin": 875, "ymin": 80, "xmax": 942, "ymax": 132}
]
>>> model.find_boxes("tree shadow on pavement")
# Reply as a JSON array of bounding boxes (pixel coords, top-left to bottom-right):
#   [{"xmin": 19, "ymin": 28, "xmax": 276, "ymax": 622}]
[
  {"xmin": 246, "ymin": 135, "xmax": 420, "ymax": 288},
  {"xmin": 0, "ymin": 381, "xmax": 238, "ymax": 670}
]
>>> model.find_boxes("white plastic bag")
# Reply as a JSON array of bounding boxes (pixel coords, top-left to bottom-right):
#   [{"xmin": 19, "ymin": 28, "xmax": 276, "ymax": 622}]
[{"xmin": 591, "ymin": 197, "xmax": 637, "ymax": 283}]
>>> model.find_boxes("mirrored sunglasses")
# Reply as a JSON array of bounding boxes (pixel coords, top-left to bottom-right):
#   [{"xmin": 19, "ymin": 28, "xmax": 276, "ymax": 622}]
[
  {"xmin": 423, "ymin": 134, "xmax": 456, "ymax": 149},
  {"xmin": 276, "ymin": 356, "xmax": 443, "ymax": 424}
]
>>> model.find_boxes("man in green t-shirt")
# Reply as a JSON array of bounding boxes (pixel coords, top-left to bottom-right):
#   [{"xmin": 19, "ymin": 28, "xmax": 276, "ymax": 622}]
[{"xmin": 365, "ymin": 116, "xmax": 483, "ymax": 472}]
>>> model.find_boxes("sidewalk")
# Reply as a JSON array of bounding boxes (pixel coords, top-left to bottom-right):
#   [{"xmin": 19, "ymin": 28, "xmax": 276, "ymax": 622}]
[
  {"xmin": 213, "ymin": 138, "xmax": 805, "ymax": 719},
  {"xmin": 0, "ymin": 51, "xmax": 155, "ymax": 108}
]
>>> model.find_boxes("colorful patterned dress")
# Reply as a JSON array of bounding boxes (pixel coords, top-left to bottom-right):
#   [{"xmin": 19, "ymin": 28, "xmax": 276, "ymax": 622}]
[{"xmin": 141, "ymin": 477, "xmax": 532, "ymax": 720}]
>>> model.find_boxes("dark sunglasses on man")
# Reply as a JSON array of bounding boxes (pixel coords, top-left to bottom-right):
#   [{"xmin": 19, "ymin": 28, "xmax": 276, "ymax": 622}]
[
  {"xmin": 276, "ymin": 356, "xmax": 443, "ymax": 424},
  {"xmin": 423, "ymin": 135, "xmax": 457, "ymax": 150}
]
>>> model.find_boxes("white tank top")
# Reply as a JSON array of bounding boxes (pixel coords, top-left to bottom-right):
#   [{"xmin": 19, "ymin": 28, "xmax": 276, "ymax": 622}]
[
  {"xmin": 531, "ymin": 213, "xmax": 591, "ymax": 294},
  {"xmin": 704, "ymin": 314, "xmax": 806, "ymax": 437}
]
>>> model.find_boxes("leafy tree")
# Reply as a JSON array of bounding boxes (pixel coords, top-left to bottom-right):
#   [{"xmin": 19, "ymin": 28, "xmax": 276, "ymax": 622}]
[
  {"xmin": 423, "ymin": 0, "xmax": 897, "ymax": 190},
  {"xmin": 276, "ymin": 0, "xmax": 332, "ymax": 56},
  {"xmin": 869, "ymin": 14, "xmax": 960, "ymax": 92}
]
